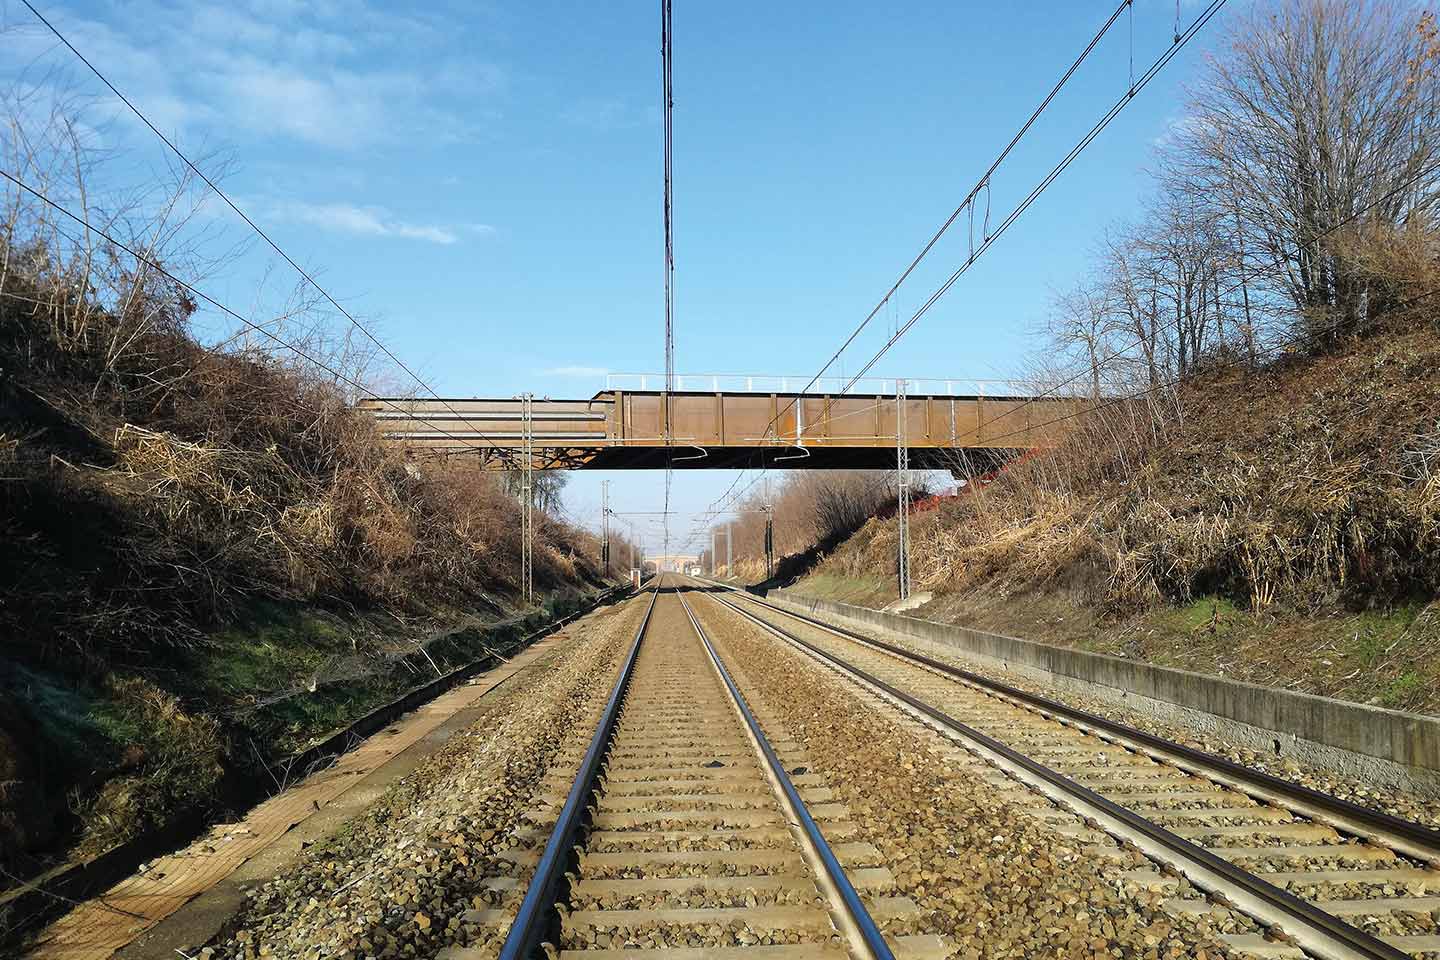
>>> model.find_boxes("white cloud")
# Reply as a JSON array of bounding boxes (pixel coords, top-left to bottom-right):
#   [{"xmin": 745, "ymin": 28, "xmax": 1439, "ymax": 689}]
[
  {"xmin": 392, "ymin": 223, "xmax": 458, "ymax": 244},
  {"xmin": 6, "ymin": 1, "xmax": 505, "ymax": 151},
  {"xmin": 542, "ymin": 365, "xmax": 611, "ymax": 377},
  {"xmin": 260, "ymin": 199, "xmax": 461, "ymax": 244}
]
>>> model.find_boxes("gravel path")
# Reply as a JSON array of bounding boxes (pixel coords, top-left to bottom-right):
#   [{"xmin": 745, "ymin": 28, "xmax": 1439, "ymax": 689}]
[
  {"xmin": 689, "ymin": 590, "xmax": 1252, "ymax": 960},
  {"xmin": 200, "ymin": 598, "xmax": 647, "ymax": 960}
]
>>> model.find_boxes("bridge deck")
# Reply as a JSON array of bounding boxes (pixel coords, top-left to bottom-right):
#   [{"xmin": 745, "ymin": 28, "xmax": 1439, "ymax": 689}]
[{"xmin": 357, "ymin": 389, "xmax": 1076, "ymax": 470}]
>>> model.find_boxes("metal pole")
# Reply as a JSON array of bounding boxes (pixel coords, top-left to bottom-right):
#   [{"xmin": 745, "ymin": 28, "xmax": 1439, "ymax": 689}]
[
  {"xmin": 726, "ymin": 521, "xmax": 733, "ymax": 573},
  {"xmin": 521, "ymin": 392, "xmax": 535, "ymax": 606},
  {"xmin": 896, "ymin": 379, "xmax": 911, "ymax": 601},
  {"xmin": 601, "ymin": 480, "xmax": 610, "ymax": 575},
  {"xmin": 764, "ymin": 506, "xmax": 774, "ymax": 581},
  {"xmin": 763, "ymin": 477, "xmax": 774, "ymax": 581}
]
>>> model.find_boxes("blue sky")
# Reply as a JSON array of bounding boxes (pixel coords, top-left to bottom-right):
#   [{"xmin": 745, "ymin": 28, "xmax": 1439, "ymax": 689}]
[{"xmin": 2, "ymin": 0, "xmax": 1229, "ymax": 556}]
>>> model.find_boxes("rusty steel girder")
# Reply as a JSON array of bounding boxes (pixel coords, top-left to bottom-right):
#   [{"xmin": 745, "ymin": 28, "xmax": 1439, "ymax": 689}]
[{"xmin": 356, "ymin": 388, "xmax": 1079, "ymax": 471}]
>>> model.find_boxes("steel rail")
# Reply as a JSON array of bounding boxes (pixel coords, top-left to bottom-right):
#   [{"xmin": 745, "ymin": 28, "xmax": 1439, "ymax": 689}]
[
  {"xmin": 711, "ymin": 582, "xmax": 1440, "ymax": 867},
  {"xmin": 673, "ymin": 588, "xmax": 896, "ymax": 960},
  {"xmin": 699, "ymin": 585, "xmax": 1412, "ymax": 960},
  {"xmin": 497, "ymin": 585, "xmax": 660, "ymax": 960}
]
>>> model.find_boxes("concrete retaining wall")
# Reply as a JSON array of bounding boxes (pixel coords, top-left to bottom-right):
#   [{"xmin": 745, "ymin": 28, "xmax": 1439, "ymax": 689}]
[{"xmin": 765, "ymin": 588, "xmax": 1440, "ymax": 792}]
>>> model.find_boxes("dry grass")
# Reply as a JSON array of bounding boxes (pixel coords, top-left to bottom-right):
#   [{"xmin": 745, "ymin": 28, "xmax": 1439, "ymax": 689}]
[
  {"xmin": 0, "ymin": 224, "xmax": 610, "ymax": 874},
  {"xmin": 810, "ymin": 230, "xmax": 1440, "ymax": 625},
  {"xmin": 2, "ymin": 238, "xmax": 606, "ymax": 664}
]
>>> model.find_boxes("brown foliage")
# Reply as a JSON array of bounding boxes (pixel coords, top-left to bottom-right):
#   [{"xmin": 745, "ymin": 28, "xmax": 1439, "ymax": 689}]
[
  {"xmin": 1, "ymin": 234, "xmax": 605, "ymax": 667},
  {"xmin": 818, "ymin": 309, "xmax": 1440, "ymax": 616}
]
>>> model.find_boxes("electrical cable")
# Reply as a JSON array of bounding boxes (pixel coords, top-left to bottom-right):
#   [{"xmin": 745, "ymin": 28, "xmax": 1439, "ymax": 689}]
[
  {"xmin": 694, "ymin": 0, "xmax": 1177, "ymax": 533},
  {"xmin": 694, "ymin": 1, "xmax": 1223, "ymax": 543},
  {"xmin": 1, "ymin": 168, "xmax": 496, "ymax": 457},
  {"xmin": 18, "ymin": 0, "xmax": 501, "ymax": 453},
  {"xmin": 947, "ymin": 155, "xmax": 1440, "ymax": 450},
  {"xmin": 967, "ymin": 280, "xmax": 1440, "ymax": 453},
  {"xmin": 661, "ymin": 0, "xmax": 676, "ymax": 558},
  {"xmin": 839, "ymin": 0, "xmax": 1227, "ymax": 392},
  {"xmin": 752, "ymin": 0, "xmax": 1137, "ymax": 445}
]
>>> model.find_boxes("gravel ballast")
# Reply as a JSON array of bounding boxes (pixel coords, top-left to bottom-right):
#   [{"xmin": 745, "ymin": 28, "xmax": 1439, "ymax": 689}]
[
  {"xmin": 691, "ymin": 593, "xmax": 1255, "ymax": 960},
  {"xmin": 794, "ymin": 595, "xmax": 1440, "ymax": 830},
  {"xmin": 201, "ymin": 598, "xmax": 649, "ymax": 960}
]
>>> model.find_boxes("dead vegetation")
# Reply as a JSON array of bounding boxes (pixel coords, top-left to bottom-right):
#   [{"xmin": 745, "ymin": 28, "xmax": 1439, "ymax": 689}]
[
  {"xmin": 803, "ymin": 261, "xmax": 1440, "ymax": 711},
  {"xmin": 0, "ymin": 87, "xmax": 609, "ymax": 879},
  {"xmin": 827, "ymin": 321, "xmax": 1440, "ymax": 613},
  {"xmin": 704, "ymin": 471, "xmax": 931, "ymax": 582},
  {"xmin": 1, "ymin": 268, "xmax": 603, "ymax": 665},
  {"xmin": 793, "ymin": 0, "xmax": 1440, "ymax": 712}
]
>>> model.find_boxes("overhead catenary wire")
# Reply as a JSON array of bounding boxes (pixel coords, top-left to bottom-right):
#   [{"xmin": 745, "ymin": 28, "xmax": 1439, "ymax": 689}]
[
  {"xmin": 947, "ymin": 154, "xmax": 1440, "ymax": 451},
  {"xmin": 18, "ymin": 0, "xmax": 501, "ymax": 454},
  {"xmin": 0, "ymin": 168, "xmax": 496, "ymax": 458},
  {"xmin": 839, "ymin": 0, "xmax": 1227, "ymax": 393},
  {"xmin": 694, "ymin": 0, "xmax": 1174, "ymax": 532},
  {"xmin": 751, "ymin": 0, "xmax": 1138, "ymax": 447},
  {"xmin": 960, "ymin": 278, "xmax": 1440, "ymax": 455},
  {"xmin": 693, "ymin": 193, "xmax": 1422, "ymax": 545},
  {"xmin": 660, "ymin": 0, "xmax": 676, "ymax": 558}
]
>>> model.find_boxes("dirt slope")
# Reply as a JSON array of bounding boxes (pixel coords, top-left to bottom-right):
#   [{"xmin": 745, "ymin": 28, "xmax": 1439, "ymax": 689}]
[
  {"xmin": 0, "ymin": 243, "xmax": 609, "ymax": 895},
  {"xmin": 798, "ymin": 326, "xmax": 1440, "ymax": 714}
]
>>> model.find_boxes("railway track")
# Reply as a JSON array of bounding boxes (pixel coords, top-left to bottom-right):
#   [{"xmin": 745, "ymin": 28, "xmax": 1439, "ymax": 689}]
[
  {"xmin": 691, "ymin": 578, "xmax": 1440, "ymax": 960},
  {"xmin": 497, "ymin": 578, "xmax": 947, "ymax": 960}
]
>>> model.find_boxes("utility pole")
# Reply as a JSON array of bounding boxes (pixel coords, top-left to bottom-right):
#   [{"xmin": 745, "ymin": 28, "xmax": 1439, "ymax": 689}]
[
  {"xmin": 726, "ymin": 521, "xmax": 733, "ymax": 573},
  {"xmin": 896, "ymin": 378, "xmax": 911, "ymax": 601},
  {"xmin": 764, "ymin": 504, "xmax": 774, "ymax": 581},
  {"xmin": 601, "ymin": 480, "xmax": 611, "ymax": 576},
  {"xmin": 520, "ymin": 392, "xmax": 535, "ymax": 606},
  {"xmin": 763, "ymin": 476, "xmax": 774, "ymax": 581}
]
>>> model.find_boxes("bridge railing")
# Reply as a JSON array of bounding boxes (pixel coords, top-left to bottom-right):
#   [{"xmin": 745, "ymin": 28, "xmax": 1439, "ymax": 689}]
[{"xmin": 604, "ymin": 373, "xmax": 1028, "ymax": 397}]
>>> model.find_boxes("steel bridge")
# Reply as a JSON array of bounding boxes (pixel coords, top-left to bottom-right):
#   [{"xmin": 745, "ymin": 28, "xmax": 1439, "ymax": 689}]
[{"xmin": 358, "ymin": 376, "xmax": 1077, "ymax": 471}]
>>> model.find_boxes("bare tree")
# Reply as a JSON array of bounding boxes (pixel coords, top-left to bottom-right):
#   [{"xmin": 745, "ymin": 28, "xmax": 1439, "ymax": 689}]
[
  {"xmin": 1138, "ymin": 181, "xmax": 1234, "ymax": 378},
  {"xmin": 1170, "ymin": 0, "xmax": 1440, "ymax": 341},
  {"xmin": 1042, "ymin": 279, "xmax": 1115, "ymax": 400},
  {"xmin": 1099, "ymin": 224, "xmax": 1167, "ymax": 388}
]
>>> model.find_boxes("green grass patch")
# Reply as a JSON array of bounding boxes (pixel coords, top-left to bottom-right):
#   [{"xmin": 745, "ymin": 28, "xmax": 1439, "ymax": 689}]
[
  {"xmin": 1383, "ymin": 670, "xmax": 1426, "ymax": 708},
  {"xmin": 246, "ymin": 681, "xmax": 394, "ymax": 756},
  {"xmin": 1342, "ymin": 605, "xmax": 1423, "ymax": 668},
  {"xmin": 794, "ymin": 572, "xmax": 896, "ymax": 607},
  {"xmin": 194, "ymin": 602, "xmax": 352, "ymax": 703},
  {"xmin": 0, "ymin": 665, "xmax": 125, "ymax": 779},
  {"xmin": 1158, "ymin": 597, "xmax": 1242, "ymax": 634}
]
